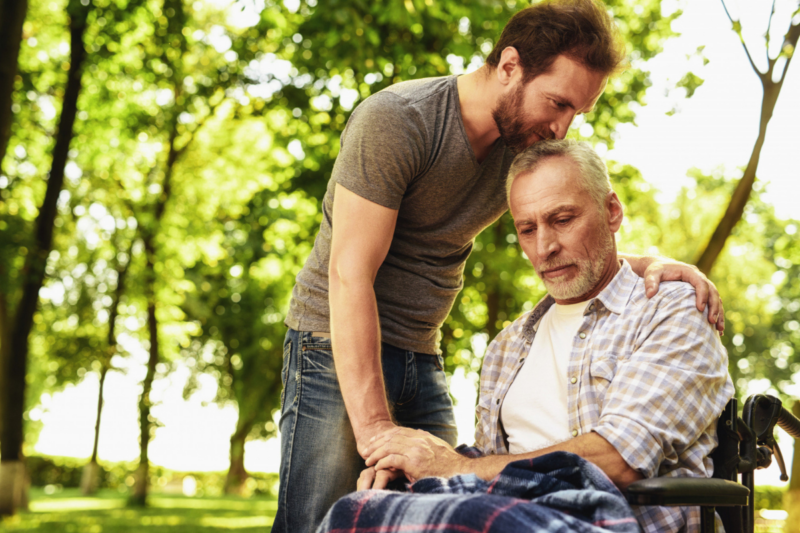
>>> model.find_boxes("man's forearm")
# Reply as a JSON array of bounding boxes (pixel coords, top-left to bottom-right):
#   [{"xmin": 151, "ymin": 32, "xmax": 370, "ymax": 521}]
[
  {"xmin": 329, "ymin": 273, "xmax": 393, "ymax": 452},
  {"xmin": 466, "ymin": 432, "xmax": 642, "ymax": 489}
]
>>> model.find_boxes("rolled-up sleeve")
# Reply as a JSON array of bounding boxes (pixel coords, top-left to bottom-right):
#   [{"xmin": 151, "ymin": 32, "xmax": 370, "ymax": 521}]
[{"xmin": 592, "ymin": 285, "xmax": 734, "ymax": 479}]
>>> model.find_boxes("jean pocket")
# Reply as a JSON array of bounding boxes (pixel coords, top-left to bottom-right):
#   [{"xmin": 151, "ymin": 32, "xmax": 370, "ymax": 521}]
[
  {"xmin": 302, "ymin": 342, "xmax": 336, "ymax": 374},
  {"xmin": 280, "ymin": 340, "xmax": 292, "ymax": 412}
]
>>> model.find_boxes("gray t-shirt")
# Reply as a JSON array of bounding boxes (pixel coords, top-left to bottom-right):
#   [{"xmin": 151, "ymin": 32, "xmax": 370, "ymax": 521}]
[{"xmin": 285, "ymin": 76, "xmax": 514, "ymax": 354}]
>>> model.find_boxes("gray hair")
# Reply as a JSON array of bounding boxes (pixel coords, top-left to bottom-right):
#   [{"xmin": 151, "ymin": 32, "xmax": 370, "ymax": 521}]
[{"xmin": 506, "ymin": 139, "xmax": 612, "ymax": 209}]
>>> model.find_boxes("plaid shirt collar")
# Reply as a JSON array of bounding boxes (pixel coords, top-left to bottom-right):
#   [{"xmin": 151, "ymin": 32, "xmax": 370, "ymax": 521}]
[{"xmin": 520, "ymin": 259, "xmax": 637, "ymax": 342}]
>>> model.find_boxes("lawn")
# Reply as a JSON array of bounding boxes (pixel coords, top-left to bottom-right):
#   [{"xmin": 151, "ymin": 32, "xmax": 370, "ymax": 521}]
[{"xmin": 0, "ymin": 488, "xmax": 277, "ymax": 532}]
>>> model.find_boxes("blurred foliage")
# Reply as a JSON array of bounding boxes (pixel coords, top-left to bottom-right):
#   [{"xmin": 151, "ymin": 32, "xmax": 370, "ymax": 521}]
[
  {"xmin": 23, "ymin": 454, "xmax": 279, "ymax": 497},
  {"xmin": 1, "ymin": 0, "xmax": 798, "ymax": 492}
]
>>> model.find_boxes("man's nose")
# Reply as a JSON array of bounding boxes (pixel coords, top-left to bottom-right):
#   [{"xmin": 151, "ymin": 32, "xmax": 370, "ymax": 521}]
[
  {"xmin": 536, "ymin": 226, "xmax": 560, "ymax": 260},
  {"xmin": 550, "ymin": 112, "xmax": 577, "ymax": 140}
]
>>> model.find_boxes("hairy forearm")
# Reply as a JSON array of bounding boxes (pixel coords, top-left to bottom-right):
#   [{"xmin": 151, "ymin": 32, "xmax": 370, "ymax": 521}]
[
  {"xmin": 466, "ymin": 432, "xmax": 642, "ymax": 489},
  {"xmin": 329, "ymin": 272, "xmax": 392, "ymax": 441}
]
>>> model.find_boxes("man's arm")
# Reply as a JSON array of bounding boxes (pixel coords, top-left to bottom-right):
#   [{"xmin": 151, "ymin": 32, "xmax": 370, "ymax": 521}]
[
  {"xmin": 360, "ymin": 427, "xmax": 642, "ymax": 490},
  {"xmin": 621, "ymin": 253, "xmax": 724, "ymax": 334},
  {"xmin": 329, "ymin": 183, "xmax": 399, "ymax": 457}
]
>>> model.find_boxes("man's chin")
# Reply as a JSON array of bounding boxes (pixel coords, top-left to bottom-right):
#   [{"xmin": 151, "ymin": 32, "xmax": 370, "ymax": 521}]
[{"xmin": 544, "ymin": 278, "xmax": 590, "ymax": 301}]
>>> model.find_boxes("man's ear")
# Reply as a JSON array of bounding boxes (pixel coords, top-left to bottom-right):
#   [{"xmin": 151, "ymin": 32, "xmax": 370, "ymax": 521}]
[
  {"xmin": 496, "ymin": 46, "xmax": 522, "ymax": 86},
  {"xmin": 606, "ymin": 191, "xmax": 623, "ymax": 233}
]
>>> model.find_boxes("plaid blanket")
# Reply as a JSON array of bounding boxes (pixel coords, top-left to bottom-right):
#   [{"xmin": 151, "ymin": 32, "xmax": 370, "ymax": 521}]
[{"xmin": 317, "ymin": 451, "xmax": 641, "ymax": 533}]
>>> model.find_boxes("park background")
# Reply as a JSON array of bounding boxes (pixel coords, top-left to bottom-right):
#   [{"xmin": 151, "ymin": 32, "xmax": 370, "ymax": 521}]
[{"xmin": 1, "ymin": 0, "xmax": 799, "ymax": 530}]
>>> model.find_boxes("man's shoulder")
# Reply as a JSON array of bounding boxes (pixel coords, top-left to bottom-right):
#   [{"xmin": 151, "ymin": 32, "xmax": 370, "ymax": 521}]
[
  {"xmin": 629, "ymin": 278, "xmax": 700, "ymax": 313},
  {"xmin": 380, "ymin": 76, "xmax": 455, "ymax": 106},
  {"xmin": 346, "ymin": 77, "xmax": 453, "ymax": 139}
]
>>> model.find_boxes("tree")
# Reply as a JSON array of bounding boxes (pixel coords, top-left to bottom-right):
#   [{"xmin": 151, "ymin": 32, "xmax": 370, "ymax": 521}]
[
  {"xmin": 0, "ymin": 0, "xmax": 28, "ymax": 172},
  {"xmin": 0, "ymin": 0, "xmax": 91, "ymax": 515},
  {"xmin": 81, "ymin": 237, "xmax": 134, "ymax": 495},
  {"xmin": 694, "ymin": 0, "xmax": 800, "ymax": 274},
  {"xmin": 181, "ymin": 181, "xmax": 317, "ymax": 494}
]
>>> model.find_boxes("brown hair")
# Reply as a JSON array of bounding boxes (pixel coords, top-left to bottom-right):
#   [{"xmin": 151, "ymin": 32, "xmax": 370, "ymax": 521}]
[{"xmin": 486, "ymin": 0, "xmax": 625, "ymax": 82}]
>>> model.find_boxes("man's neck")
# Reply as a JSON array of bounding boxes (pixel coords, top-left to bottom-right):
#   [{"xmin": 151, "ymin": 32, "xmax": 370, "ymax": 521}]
[
  {"xmin": 553, "ymin": 255, "xmax": 622, "ymax": 306},
  {"xmin": 456, "ymin": 66, "xmax": 502, "ymax": 163}
]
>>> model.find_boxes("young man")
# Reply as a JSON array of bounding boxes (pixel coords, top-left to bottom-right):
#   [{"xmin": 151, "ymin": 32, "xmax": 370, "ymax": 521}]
[
  {"xmin": 276, "ymin": 2, "xmax": 725, "ymax": 531},
  {"xmin": 356, "ymin": 140, "xmax": 733, "ymax": 532}
]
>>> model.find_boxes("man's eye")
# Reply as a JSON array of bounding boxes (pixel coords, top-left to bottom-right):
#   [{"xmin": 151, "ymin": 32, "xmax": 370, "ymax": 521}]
[{"xmin": 556, "ymin": 218, "xmax": 571, "ymax": 225}]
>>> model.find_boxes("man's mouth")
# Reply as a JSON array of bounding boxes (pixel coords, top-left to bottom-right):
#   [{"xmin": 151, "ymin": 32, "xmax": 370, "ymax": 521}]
[{"xmin": 540, "ymin": 264, "xmax": 574, "ymax": 279}]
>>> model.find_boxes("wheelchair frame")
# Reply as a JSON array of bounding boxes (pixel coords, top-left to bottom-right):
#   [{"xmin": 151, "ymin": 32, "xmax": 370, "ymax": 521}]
[{"xmin": 625, "ymin": 394, "xmax": 800, "ymax": 533}]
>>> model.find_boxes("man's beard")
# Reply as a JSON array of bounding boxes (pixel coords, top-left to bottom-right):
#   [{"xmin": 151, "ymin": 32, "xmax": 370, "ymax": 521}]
[
  {"xmin": 492, "ymin": 83, "xmax": 553, "ymax": 154},
  {"xmin": 536, "ymin": 228, "xmax": 616, "ymax": 300}
]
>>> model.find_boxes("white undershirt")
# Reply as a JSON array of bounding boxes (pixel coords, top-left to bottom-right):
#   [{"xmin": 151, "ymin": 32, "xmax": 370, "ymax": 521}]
[{"xmin": 501, "ymin": 300, "xmax": 590, "ymax": 454}]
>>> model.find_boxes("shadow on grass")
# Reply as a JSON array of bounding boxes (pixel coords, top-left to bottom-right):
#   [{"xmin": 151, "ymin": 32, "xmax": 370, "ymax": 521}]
[{"xmin": 0, "ymin": 488, "xmax": 277, "ymax": 532}]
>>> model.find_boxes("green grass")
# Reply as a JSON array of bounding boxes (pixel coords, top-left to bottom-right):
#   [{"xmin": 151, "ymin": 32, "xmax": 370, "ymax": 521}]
[{"xmin": 0, "ymin": 488, "xmax": 276, "ymax": 532}]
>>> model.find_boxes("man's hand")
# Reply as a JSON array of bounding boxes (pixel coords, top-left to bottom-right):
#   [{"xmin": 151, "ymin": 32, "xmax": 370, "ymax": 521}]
[
  {"xmin": 363, "ymin": 427, "xmax": 469, "ymax": 481},
  {"xmin": 356, "ymin": 420, "xmax": 399, "ymax": 459},
  {"xmin": 626, "ymin": 255, "xmax": 724, "ymax": 334},
  {"xmin": 357, "ymin": 466, "xmax": 404, "ymax": 491}
]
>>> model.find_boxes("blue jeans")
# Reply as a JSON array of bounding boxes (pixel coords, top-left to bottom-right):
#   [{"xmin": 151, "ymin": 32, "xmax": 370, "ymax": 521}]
[{"xmin": 273, "ymin": 329, "xmax": 458, "ymax": 533}]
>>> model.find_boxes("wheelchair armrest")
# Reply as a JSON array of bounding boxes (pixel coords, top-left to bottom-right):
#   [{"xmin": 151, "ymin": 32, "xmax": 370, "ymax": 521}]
[{"xmin": 625, "ymin": 478, "xmax": 749, "ymax": 507}]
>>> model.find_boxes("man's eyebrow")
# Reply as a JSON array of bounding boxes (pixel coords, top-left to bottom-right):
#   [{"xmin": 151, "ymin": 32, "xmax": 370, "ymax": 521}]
[
  {"xmin": 543, "ymin": 204, "xmax": 579, "ymax": 219},
  {"xmin": 513, "ymin": 205, "xmax": 579, "ymax": 228}
]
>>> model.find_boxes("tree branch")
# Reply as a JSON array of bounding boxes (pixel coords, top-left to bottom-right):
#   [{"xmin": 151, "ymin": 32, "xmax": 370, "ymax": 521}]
[
  {"xmin": 720, "ymin": 0, "xmax": 765, "ymax": 79},
  {"xmin": 765, "ymin": 0, "xmax": 777, "ymax": 58},
  {"xmin": 779, "ymin": 22, "xmax": 800, "ymax": 84}
]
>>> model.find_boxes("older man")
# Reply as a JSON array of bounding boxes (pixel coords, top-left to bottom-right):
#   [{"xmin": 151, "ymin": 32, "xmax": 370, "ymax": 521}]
[{"xmin": 356, "ymin": 140, "xmax": 734, "ymax": 532}]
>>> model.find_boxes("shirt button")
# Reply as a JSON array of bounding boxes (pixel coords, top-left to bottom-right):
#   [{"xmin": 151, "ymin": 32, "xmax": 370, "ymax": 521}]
[
  {"xmin": 570, "ymin": 377, "xmax": 577, "ymax": 384},
  {"xmin": 496, "ymin": 398, "xmax": 500, "ymax": 405},
  {"xmin": 578, "ymin": 332, "xmax": 586, "ymax": 339},
  {"xmin": 572, "ymin": 430, "xmax": 578, "ymax": 437}
]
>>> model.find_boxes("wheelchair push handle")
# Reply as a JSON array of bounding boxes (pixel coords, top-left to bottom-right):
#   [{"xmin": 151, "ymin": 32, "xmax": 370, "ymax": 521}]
[
  {"xmin": 777, "ymin": 406, "xmax": 800, "ymax": 439},
  {"xmin": 743, "ymin": 394, "xmax": 800, "ymax": 482}
]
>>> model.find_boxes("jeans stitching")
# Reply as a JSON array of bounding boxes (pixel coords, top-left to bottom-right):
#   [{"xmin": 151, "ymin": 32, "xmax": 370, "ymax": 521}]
[
  {"xmin": 280, "ymin": 340, "xmax": 292, "ymax": 413},
  {"xmin": 396, "ymin": 352, "xmax": 417, "ymax": 406}
]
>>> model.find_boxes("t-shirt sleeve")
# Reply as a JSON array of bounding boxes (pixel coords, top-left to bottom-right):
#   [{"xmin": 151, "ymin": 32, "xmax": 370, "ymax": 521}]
[{"xmin": 332, "ymin": 92, "xmax": 428, "ymax": 210}]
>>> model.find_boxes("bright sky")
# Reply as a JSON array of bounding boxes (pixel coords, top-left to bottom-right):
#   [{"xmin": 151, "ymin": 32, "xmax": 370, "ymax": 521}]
[{"xmin": 33, "ymin": 0, "xmax": 798, "ymax": 488}]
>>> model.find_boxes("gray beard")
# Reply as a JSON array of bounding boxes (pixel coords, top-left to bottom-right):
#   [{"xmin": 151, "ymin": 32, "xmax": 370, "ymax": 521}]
[{"xmin": 539, "ymin": 232, "xmax": 616, "ymax": 300}]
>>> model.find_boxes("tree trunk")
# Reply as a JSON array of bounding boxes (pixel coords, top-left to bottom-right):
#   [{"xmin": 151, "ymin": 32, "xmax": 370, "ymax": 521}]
[
  {"xmin": 694, "ymin": 18, "xmax": 800, "ymax": 275},
  {"xmin": 80, "ymin": 365, "xmax": 107, "ymax": 495},
  {"xmin": 83, "ymin": 241, "xmax": 130, "ymax": 495},
  {"xmin": 784, "ymin": 401, "xmax": 800, "ymax": 533},
  {"xmin": 0, "ymin": 288, "xmax": 8, "ymax": 444},
  {"xmin": 0, "ymin": 0, "xmax": 89, "ymax": 515},
  {"xmin": 224, "ymin": 427, "xmax": 249, "ymax": 495},
  {"xmin": 0, "ymin": 0, "xmax": 28, "ymax": 173},
  {"xmin": 129, "ymin": 116, "xmax": 180, "ymax": 507},
  {"xmin": 129, "ymin": 286, "xmax": 158, "ymax": 507},
  {"xmin": 694, "ymin": 84, "xmax": 779, "ymax": 275}
]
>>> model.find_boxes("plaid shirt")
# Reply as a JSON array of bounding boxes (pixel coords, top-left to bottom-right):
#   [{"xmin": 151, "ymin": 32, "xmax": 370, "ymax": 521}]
[{"xmin": 475, "ymin": 260, "xmax": 734, "ymax": 532}]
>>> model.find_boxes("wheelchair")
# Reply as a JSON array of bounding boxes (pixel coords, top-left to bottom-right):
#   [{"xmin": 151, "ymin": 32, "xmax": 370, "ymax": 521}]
[{"xmin": 625, "ymin": 394, "xmax": 800, "ymax": 533}]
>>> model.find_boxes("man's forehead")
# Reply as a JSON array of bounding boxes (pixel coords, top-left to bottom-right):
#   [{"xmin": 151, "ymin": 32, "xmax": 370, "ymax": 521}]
[{"xmin": 510, "ymin": 158, "xmax": 585, "ymax": 213}]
